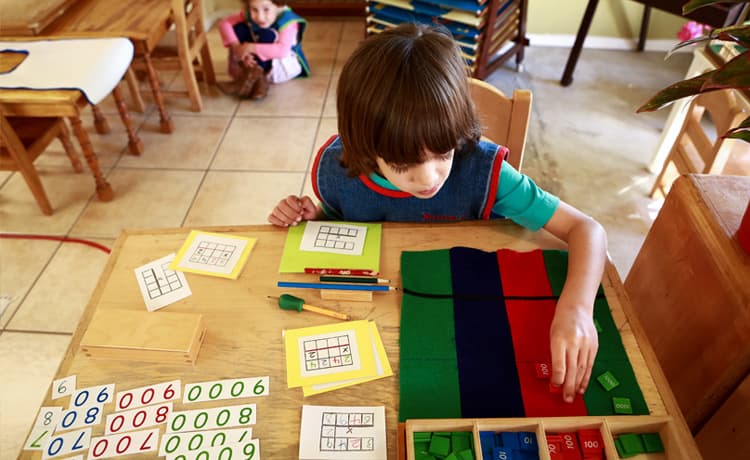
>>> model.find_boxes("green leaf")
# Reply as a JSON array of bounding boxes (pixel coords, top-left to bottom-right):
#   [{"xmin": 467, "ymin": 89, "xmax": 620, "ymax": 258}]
[
  {"xmin": 714, "ymin": 25, "xmax": 750, "ymax": 48},
  {"xmin": 637, "ymin": 71, "xmax": 717, "ymax": 112},
  {"xmin": 724, "ymin": 116, "xmax": 750, "ymax": 143},
  {"xmin": 684, "ymin": 0, "xmax": 747, "ymax": 15},
  {"xmin": 725, "ymin": 129, "xmax": 750, "ymax": 142},
  {"xmin": 702, "ymin": 52, "xmax": 750, "ymax": 90}
]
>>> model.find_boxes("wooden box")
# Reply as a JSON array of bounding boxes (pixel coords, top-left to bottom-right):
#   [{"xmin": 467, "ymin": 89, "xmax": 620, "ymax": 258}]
[
  {"xmin": 79, "ymin": 309, "xmax": 206, "ymax": 365},
  {"xmin": 402, "ymin": 415, "xmax": 687, "ymax": 459}
]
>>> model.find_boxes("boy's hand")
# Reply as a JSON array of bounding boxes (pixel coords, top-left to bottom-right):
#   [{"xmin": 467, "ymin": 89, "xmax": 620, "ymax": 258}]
[
  {"xmin": 268, "ymin": 195, "xmax": 318, "ymax": 227},
  {"xmin": 549, "ymin": 304, "xmax": 598, "ymax": 403}
]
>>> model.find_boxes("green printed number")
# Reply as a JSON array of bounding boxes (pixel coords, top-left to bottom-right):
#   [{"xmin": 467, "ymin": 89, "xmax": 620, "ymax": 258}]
[
  {"xmin": 30, "ymin": 430, "xmax": 49, "ymax": 448},
  {"xmin": 253, "ymin": 379, "xmax": 265, "ymax": 395},
  {"xmin": 244, "ymin": 442, "xmax": 256, "ymax": 459},
  {"xmin": 238, "ymin": 407, "xmax": 253, "ymax": 424}
]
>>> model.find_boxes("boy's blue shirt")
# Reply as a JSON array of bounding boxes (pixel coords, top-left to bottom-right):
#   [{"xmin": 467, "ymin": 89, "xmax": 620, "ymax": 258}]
[{"xmin": 312, "ymin": 136, "xmax": 559, "ymax": 231}]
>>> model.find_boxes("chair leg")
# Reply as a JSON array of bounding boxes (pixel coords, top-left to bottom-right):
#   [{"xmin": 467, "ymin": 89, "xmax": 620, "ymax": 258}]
[
  {"xmin": 112, "ymin": 85, "xmax": 144, "ymax": 156},
  {"xmin": 91, "ymin": 104, "xmax": 111, "ymax": 135},
  {"xmin": 142, "ymin": 52, "xmax": 174, "ymax": 133},
  {"xmin": 124, "ymin": 67, "xmax": 146, "ymax": 113},
  {"xmin": 198, "ymin": 40, "xmax": 216, "ymax": 85},
  {"xmin": 69, "ymin": 115, "xmax": 114, "ymax": 202},
  {"xmin": 180, "ymin": 53, "xmax": 203, "ymax": 112},
  {"xmin": 57, "ymin": 120, "xmax": 84, "ymax": 173}
]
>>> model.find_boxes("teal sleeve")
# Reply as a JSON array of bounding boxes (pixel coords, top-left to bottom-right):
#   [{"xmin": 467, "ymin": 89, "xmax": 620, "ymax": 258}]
[{"xmin": 491, "ymin": 161, "xmax": 560, "ymax": 231}]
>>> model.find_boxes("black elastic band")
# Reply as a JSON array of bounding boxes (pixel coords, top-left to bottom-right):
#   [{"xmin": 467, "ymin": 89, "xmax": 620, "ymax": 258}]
[{"xmin": 402, "ymin": 288, "xmax": 606, "ymax": 301}]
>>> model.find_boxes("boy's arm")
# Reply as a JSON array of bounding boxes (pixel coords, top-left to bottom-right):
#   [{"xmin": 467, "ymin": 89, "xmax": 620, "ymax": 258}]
[{"xmin": 542, "ymin": 201, "xmax": 607, "ymax": 403}]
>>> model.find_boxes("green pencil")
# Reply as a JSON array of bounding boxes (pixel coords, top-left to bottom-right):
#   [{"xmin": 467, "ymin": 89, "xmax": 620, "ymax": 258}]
[{"xmin": 319, "ymin": 276, "xmax": 390, "ymax": 284}]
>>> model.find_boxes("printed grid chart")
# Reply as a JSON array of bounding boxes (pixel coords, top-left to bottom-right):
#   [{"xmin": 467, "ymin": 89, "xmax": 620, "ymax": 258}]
[
  {"xmin": 314, "ymin": 226, "xmax": 360, "ymax": 251},
  {"xmin": 304, "ymin": 336, "xmax": 353, "ymax": 371},
  {"xmin": 188, "ymin": 242, "xmax": 236, "ymax": 267},
  {"xmin": 141, "ymin": 263, "xmax": 184, "ymax": 299},
  {"xmin": 320, "ymin": 412, "xmax": 375, "ymax": 452}
]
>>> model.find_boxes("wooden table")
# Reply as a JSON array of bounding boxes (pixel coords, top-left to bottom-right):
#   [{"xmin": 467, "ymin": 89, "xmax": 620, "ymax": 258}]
[
  {"xmin": 0, "ymin": 0, "xmax": 79, "ymax": 36},
  {"xmin": 559, "ymin": 0, "xmax": 743, "ymax": 86},
  {"xmin": 40, "ymin": 0, "xmax": 176, "ymax": 133},
  {"xmin": 0, "ymin": 39, "xmax": 145, "ymax": 201},
  {"xmin": 625, "ymin": 175, "xmax": 750, "ymax": 436},
  {"xmin": 20, "ymin": 221, "xmax": 700, "ymax": 459}
]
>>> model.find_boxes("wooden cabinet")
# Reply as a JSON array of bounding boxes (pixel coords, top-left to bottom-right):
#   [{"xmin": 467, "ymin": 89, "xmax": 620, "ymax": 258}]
[{"xmin": 624, "ymin": 174, "xmax": 750, "ymax": 433}]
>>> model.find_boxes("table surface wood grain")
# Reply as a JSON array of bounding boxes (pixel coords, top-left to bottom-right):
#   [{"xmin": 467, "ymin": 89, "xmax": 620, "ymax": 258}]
[{"xmin": 19, "ymin": 221, "xmax": 699, "ymax": 459}]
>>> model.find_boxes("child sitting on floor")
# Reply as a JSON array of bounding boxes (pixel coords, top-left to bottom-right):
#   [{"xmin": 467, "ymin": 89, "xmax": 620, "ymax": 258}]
[
  {"xmin": 268, "ymin": 23, "xmax": 608, "ymax": 404},
  {"xmin": 217, "ymin": 0, "xmax": 309, "ymax": 99}
]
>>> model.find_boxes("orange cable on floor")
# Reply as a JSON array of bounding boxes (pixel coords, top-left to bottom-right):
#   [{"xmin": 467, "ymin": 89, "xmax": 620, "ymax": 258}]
[{"xmin": 0, "ymin": 233, "xmax": 111, "ymax": 254}]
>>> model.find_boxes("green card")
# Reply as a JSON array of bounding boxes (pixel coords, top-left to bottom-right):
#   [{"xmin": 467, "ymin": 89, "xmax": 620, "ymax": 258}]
[{"xmin": 278, "ymin": 221, "xmax": 382, "ymax": 273}]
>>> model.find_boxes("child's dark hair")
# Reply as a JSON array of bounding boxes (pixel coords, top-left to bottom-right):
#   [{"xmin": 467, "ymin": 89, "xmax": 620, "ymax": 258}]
[
  {"xmin": 247, "ymin": 0, "xmax": 286, "ymax": 6},
  {"xmin": 337, "ymin": 23, "xmax": 481, "ymax": 177}
]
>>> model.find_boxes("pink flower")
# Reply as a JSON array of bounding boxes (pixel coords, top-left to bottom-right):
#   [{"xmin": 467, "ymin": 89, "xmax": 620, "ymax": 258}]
[{"xmin": 677, "ymin": 21, "xmax": 710, "ymax": 41}]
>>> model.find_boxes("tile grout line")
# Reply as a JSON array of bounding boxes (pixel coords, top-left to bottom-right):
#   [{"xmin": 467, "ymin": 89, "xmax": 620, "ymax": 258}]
[{"xmin": 179, "ymin": 85, "xmax": 244, "ymax": 228}]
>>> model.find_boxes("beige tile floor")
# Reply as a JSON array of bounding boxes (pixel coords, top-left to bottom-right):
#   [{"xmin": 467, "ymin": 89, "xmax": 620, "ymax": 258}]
[{"xmin": 0, "ymin": 18, "xmax": 692, "ymax": 457}]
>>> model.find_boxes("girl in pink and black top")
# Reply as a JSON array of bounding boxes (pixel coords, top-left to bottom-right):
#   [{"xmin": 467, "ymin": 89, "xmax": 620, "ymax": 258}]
[{"xmin": 218, "ymin": 0, "xmax": 309, "ymax": 96}]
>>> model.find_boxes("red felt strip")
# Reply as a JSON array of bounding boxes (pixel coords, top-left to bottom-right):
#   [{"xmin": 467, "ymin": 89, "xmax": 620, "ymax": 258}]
[{"xmin": 497, "ymin": 249, "xmax": 587, "ymax": 417}]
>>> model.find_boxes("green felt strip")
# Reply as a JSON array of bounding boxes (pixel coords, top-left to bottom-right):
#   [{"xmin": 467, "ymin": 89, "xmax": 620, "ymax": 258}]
[
  {"xmin": 400, "ymin": 249, "xmax": 461, "ymax": 422},
  {"xmin": 542, "ymin": 251, "xmax": 648, "ymax": 415}
]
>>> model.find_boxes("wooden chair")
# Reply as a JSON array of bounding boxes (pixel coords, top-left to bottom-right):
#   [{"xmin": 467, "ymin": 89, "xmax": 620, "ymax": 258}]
[
  {"xmin": 0, "ymin": 114, "xmax": 83, "ymax": 215},
  {"xmin": 468, "ymin": 78, "xmax": 532, "ymax": 171},
  {"xmin": 650, "ymin": 90, "xmax": 750, "ymax": 198},
  {"xmin": 135, "ymin": 0, "xmax": 216, "ymax": 112}
]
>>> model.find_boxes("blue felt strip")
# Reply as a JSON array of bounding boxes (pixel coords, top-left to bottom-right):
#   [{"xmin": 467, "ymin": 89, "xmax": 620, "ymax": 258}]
[{"xmin": 450, "ymin": 247, "xmax": 525, "ymax": 417}]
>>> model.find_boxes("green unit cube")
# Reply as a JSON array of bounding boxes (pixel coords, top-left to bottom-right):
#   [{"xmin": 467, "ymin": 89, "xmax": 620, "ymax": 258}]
[
  {"xmin": 457, "ymin": 449, "xmax": 475, "ymax": 460},
  {"xmin": 428, "ymin": 435, "xmax": 452, "ymax": 458},
  {"xmin": 618, "ymin": 433, "xmax": 645, "ymax": 455},
  {"xmin": 641, "ymin": 432, "xmax": 665, "ymax": 453},
  {"xmin": 612, "ymin": 396, "xmax": 633, "ymax": 414},
  {"xmin": 451, "ymin": 432, "xmax": 472, "ymax": 452},
  {"xmin": 596, "ymin": 370, "xmax": 620, "ymax": 391}
]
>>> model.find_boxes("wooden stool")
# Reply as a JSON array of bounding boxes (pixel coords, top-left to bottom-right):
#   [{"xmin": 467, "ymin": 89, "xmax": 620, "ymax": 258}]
[{"xmin": 0, "ymin": 114, "xmax": 82, "ymax": 215}]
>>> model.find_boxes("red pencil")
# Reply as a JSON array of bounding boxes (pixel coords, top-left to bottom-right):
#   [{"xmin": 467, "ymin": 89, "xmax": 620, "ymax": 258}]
[{"xmin": 304, "ymin": 268, "xmax": 379, "ymax": 276}]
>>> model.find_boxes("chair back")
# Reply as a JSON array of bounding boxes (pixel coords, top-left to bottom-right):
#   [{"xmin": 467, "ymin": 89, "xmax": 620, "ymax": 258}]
[
  {"xmin": 651, "ymin": 90, "xmax": 750, "ymax": 197},
  {"xmin": 468, "ymin": 78, "xmax": 532, "ymax": 171}
]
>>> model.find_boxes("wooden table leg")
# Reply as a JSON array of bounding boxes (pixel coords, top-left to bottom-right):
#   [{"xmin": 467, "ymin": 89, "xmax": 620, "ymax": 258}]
[
  {"xmin": 637, "ymin": 6, "xmax": 652, "ymax": 52},
  {"xmin": 124, "ymin": 67, "xmax": 146, "ymax": 113},
  {"xmin": 142, "ymin": 52, "xmax": 174, "ymax": 134},
  {"xmin": 560, "ymin": 0, "xmax": 599, "ymax": 87},
  {"xmin": 91, "ymin": 104, "xmax": 110, "ymax": 134},
  {"xmin": 112, "ymin": 86, "xmax": 144, "ymax": 156},
  {"xmin": 69, "ymin": 115, "xmax": 114, "ymax": 201}
]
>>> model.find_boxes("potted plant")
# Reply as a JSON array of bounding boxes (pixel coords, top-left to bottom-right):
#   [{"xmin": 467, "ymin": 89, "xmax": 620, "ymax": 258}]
[{"xmin": 637, "ymin": 0, "xmax": 750, "ymax": 142}]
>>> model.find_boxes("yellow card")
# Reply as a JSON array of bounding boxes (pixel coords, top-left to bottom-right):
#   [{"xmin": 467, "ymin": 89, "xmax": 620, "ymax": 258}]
[
  {"xmin": 170, "ymin": 230, "xmax": 256, "ymax": 279},
  {"xmin": 285, "ymin": 320, "xmax": 376, "ymax": 388},
  {"xmin": 302, "ymin": 321, "xmax": 392, "ymax": 396}
]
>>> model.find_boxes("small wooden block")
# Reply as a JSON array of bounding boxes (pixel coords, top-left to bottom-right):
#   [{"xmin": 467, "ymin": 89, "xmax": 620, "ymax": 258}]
[
  {"xmin": 320, "ymin": 289, "xmax": 373, "ymax": 302},
  {"xmin": 80, "ymin": 309, "xmax": 206, "ymax": 365}
]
